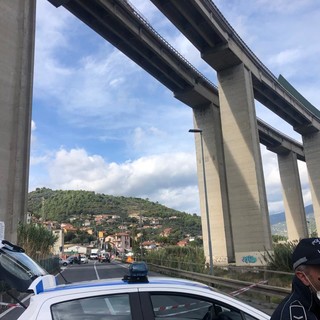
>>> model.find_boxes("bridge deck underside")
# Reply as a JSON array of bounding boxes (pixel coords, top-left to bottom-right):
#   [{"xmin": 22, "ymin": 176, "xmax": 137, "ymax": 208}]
[
  {"xmin": 150, "ymin": 0, "xmax": 320, "ymax": 134},
  {"xmin": 49, "ymin": 0, "xmax": 305, "ymax": 158}
]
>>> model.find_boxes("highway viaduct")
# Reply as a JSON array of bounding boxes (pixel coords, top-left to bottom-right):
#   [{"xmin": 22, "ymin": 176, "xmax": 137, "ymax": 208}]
[
  {"xmin": 0, "ymin": 0, "xmax": 318, "ymax": 266},
  {"xmin": 46, "ymin": 0, "xmax": 317, "ymax": 265}
]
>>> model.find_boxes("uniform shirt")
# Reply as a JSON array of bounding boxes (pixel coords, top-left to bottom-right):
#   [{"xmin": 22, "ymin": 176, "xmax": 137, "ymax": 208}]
[{"xmin": 271, "ymin": 276, "xmax": 320, "ymax": 320}]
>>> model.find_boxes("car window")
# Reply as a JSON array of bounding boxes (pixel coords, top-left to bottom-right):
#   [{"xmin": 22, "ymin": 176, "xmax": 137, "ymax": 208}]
[
  {"xmin": 150, "ymin": 293, "xmax": 245, "ymax": 320},
  {"xmin": 51, "ymin": 293, "xmax": 132, "ymax": 320}
]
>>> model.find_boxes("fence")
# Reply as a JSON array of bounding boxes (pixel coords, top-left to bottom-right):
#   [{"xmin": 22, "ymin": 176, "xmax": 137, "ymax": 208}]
[{"xmin": 146, "ymin": 261, "xmax": 292, "ymax": 312}]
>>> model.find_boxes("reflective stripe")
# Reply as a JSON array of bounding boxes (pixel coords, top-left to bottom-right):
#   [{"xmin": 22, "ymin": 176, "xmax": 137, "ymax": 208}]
[{"xmin": 293, "ymin": 257, "xmax": 308, "ymax": 270}]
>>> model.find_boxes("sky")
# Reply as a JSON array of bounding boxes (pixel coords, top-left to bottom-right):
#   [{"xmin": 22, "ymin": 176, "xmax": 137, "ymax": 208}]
[{"xmin": 29, "ymin": 0, "xmax": 320, "ymax": 215}]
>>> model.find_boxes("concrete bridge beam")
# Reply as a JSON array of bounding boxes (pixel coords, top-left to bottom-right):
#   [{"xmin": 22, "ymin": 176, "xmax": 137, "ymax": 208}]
[
  {"xmin": 217, "ymin": 63, "xmax": 272, "ymax": 265},
  {"xmin": 0, "ymin": 0, "xmax": 35, "ymax": 242},
  {"xmin": 277, "ymin": 152, "xmax": 308, "ymax": 240}
]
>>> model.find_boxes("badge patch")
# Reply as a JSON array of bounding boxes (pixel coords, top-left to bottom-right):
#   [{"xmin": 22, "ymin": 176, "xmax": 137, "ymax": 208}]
[{"xmin": 289, "ymin": 305, "xmax": 307, "ymax": 320}]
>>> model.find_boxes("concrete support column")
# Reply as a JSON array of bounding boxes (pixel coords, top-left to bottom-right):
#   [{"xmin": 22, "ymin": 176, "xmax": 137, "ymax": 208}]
[
  {"xmin": 193, "ymin": 104, "xmax": 234, "ymax": 265},
  {"xmin": 217, "ymin": 63, "xmax": 272, "ymax": 266},
  {"xmin": 277, "ymin": 152, "xmax": 308, "ymax": 240},
  {"xmin": 0, "ymin": 1, "xmax": 36, "ymax": 242},
  {"xmin": 303, "ymin": 132, "xmax": 320, "ymax": 235}
]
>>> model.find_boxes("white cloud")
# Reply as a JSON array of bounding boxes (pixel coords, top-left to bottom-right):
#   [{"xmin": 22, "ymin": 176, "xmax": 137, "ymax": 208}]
[
  {"xmin": 30, "ymin": 120, "xmax": 38, "ymax": 151},
  {"xmin": 30, "ymin": 155, "xmax": 50, "ymax": 166},
  {"xmin": 32, "ymin": 148, "xmax": 199, "ymax": 213},
  {"xmin": 31, "ymin": 120, "xmax": 36, "ymax": 131},
  {"xmin": 269, "ymin": 49, "xmax": 302, "ymax": 67}
]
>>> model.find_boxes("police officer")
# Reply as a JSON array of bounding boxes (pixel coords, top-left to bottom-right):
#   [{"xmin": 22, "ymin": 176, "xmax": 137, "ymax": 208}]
[{"xmin": 271, "ymin": 237, "xmax": 320, "ymax": 320}]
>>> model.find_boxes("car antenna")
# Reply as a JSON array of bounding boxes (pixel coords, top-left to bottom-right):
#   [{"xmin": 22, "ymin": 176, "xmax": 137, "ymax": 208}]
[
  {"xmin": 58, "ymin": 270, "xmax": 71, "ymax": 284},
  {"xmin": 5, "ymin": 288, "xmax": 27, "ymax": 309}
]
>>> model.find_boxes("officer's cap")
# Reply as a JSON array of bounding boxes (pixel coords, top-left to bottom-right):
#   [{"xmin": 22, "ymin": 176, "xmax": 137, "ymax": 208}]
[{"xmin": 292, "ymin": 237, "xmax": 320, "ymax": 270}]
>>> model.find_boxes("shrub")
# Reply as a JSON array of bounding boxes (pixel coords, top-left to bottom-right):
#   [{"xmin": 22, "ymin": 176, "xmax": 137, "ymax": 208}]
[
  {"xmin": 263, "ymin": 240, "xmax": 298, "ymax": 272},
  {"xmin": 17, "ymin": 223, "xmax": 58, "ymax": 259},
  {"xmin": 145, "ymin": 246, "xmax": 206, "ymax": 273}
]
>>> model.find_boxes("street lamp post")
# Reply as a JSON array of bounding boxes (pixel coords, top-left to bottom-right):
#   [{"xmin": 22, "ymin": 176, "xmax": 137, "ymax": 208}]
[
  {"xmin": 189, "ymin": 129, "xmax": 214, "ymax": 275},
  {"xmin": 140, "ymin": 211, "xmax": 143, "ymax": 258}
]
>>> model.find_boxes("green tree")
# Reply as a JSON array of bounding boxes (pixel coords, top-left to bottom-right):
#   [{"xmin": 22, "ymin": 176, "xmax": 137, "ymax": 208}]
[
  {"xmin": 64, "ymin": 231, "xmax": 77, "ymax": 243},
  {"xmin": 17, "ymin": 223, "xmax": 58, "ymax": 258},
  {"xmin": 263, "ymin": 240, "xmax": 298, "ymax": 272}
]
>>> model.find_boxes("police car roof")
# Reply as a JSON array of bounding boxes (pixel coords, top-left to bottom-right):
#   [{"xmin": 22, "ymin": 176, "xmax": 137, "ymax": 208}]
[{"xmin": 40, "ymin": 277, "xmax": 214, "ymax": 294}]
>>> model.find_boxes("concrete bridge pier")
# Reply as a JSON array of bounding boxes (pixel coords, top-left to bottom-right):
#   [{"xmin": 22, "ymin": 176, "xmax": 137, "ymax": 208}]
[
  {"xmin": 303, "ymin": 132, "xmax": 320, "ymax": 235},
  {"xmin": 192, "ymin": 104, "xmax": 235, "ymax": 265},
  {"xmin": 0, "ymin": 1, "xmax": 36, "ymax": 242},
  {"xmin": 277, "ymin": 152, "xmax": 308, "ymax": 240},
  {"xmin": 217, "ymin": 63, "xmax": 272, "ymax": 266}
]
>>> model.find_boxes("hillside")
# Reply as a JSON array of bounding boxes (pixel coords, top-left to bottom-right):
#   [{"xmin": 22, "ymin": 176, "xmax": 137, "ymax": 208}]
[
  {"xmin": 269, "ymin": 204, "xmax": 313, "ymax": 225},
  {"xmin": 27, "ymin": 188, "xmax": 202, "ymax": 237},
  {"xmin": 270, "ymin": 204, "xmax": 316, "ymax": 236}
]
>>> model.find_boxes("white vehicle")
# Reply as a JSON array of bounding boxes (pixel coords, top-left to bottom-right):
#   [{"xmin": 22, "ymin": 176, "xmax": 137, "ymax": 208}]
[
  {"xmin": 80, "ymin": 254, "xmax": 89, "ymax": 264},
  {"xmin": 0, "ymin": 241, "xmax": 270, "ymax": 320},
  {"xmin": 89, "ymin": 252, "xmax": 98, "ymax": 260},
  {"xmin": 58, "ymin": 258, "xmax": 70, "ymax": 267},
  {"xmin": 19, "ymin": 263, "xmax": 270, "ymax": 320}
]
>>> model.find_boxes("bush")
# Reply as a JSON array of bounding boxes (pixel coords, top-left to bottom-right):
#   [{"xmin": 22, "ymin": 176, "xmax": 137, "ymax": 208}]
[
  {"xmin": 17, "ymin": 223, "xmax": 58, "ymax": 258},
  {"xmin": 263, "ymin": 241, "xmax": 298, "ymax": 272},
  {"xmin": 145, "ymin": 246, "xmax": 206, "ymax": 273}
]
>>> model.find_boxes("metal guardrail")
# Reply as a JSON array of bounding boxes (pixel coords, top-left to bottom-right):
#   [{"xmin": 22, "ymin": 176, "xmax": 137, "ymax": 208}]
[
  {"xmin": 122, "ymin": 0, "xmax": 217, "ymax": 91},
  {"xmin": 149, "ymin": 263, "xmax": 291, "ymax": 299}
]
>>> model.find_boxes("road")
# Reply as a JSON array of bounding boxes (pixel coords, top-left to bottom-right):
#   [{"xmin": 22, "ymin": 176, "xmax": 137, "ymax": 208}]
[{"xmin": 0, "ymin": 259, "xmax": 160, "ymax": 320}]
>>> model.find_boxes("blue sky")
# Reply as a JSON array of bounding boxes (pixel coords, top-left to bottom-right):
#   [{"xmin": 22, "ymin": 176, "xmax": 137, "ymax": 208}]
[{"xmin": 30, "ymin": 0, "xmax": 320, "ymax": 215}]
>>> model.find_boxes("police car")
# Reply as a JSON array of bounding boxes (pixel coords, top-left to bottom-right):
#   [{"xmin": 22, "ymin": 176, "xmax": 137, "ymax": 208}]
[{"xmin": 0, "ymin": 240, "xmax": 270, "ymax": 320}]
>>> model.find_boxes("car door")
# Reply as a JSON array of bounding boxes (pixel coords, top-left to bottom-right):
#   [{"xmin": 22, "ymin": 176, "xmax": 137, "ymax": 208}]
[
  {"xmin": 138, "ymin": 291, "xmax": 270, "ymax": 320},
  {"xmin": 31, "ymin": 289, "xmax": 143, "ymax": 320}
]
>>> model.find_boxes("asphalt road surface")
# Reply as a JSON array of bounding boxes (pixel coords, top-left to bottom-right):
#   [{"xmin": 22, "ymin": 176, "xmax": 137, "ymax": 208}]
[{"xmin": 0, "ymin": 259, "xmax": 160, "ymax": 320}]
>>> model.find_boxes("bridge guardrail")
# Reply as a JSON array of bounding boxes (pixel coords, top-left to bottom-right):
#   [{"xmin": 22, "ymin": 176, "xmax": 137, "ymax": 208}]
[{"xmin": 148, "ymin": 263, "xmax": 291, "ymax": 300}]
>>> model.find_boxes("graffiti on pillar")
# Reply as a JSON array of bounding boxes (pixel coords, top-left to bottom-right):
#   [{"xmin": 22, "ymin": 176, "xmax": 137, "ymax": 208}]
[
  {"xmin": 213, "ymin": 256, "xmax": 228, "ymax": 263},
  {"xmin": 241, "ymin": 255, "xmax": 257, "ymax": 264}
]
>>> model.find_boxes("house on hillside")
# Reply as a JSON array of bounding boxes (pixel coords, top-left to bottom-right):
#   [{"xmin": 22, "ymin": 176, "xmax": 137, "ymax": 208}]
[
  {"xmin": 52, "ymin": 229, "xmax": 64, "ymax": 255},
  {"xmin": 128, "ymin": 213, "xmax": 140, "ymax": 219},
  {"xmin": 94, "ymin": 214, "xmax": 112, "ymax": 223},
  {"xmin": 161, "ymin": 228, "xmax": 172, "ymax": 237},
  {"xmin": 149, "ymin": 218, "xmax": 161, "ymax": 225},
  {"xmin": 86, "ymin": 228, "xmax": 94, "ymax": 235},
  {"xmin": 64, "ymin": 244, "xmax": 87, "ymax": 255},
  {"xmin": 177, "ymin": 239, "xmax": 189, "ymax": 247},
  {"xmin": 142, "ymin": 241, "xmax": 157, "ymax": 250},
  {"xmin": 83, "ymin": 219, "xmax": 91, "ymax": 227},
  {"xmin": 61, "ymin": 223, "xmax": 77, "ymax": 233},
  {"xmin": 114, "ymin": 232, "xmax": 131, "ymax": 253}
]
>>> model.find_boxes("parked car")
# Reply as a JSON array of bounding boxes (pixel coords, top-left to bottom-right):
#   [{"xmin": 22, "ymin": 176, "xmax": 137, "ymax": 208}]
[
  {"xmin": 98, "ymin": 253, "xmax": 110, "ymax": 263},
  {"xmin": 17, "ymin": 262, "xmax": 270, "ymax": 320},
  {"xmin": 66, "ymin": 256, "xmax": 75, "ymax": 264},
  {"xmin": 59, "ymin": 258, "xmax": 70, "ymax": 267},
  {"xmin": 80, "ymin": 255, "xmax": 88, "ymax": 264},
  {"xmin": 89, "ymin": 252, "xmax": 98, "ymax": 260}
]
